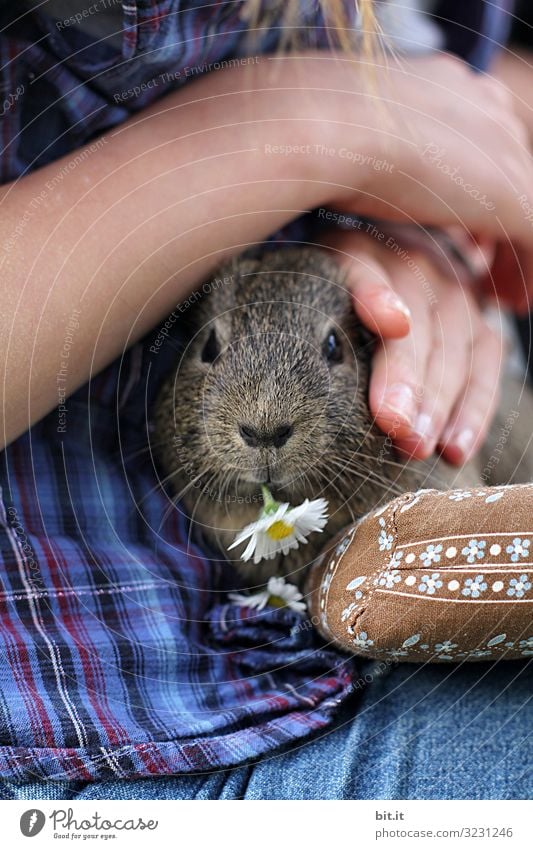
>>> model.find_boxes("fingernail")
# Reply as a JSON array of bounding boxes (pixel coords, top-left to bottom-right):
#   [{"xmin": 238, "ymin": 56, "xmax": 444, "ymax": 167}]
[
  {"xmin": 414, "ymin": 412, "xmax": 434, "ymax": 440},
  {"xmin": 411, "ymin": 412, "xmax": 437, "ymax": 453},
  {"xmin": 384, "ymin": 292, "xmax": 411, "ymax": 320},
  {"xmin": 448, "ymin": 427, "xmax": 475, "ymax": 460},
  {"xmin": 380, "ymin": 383, "xmax": 416, "ymax": 427}
]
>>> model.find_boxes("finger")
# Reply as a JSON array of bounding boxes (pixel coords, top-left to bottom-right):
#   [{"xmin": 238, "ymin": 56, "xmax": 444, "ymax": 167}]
[
  {"xmin": 439, "ymin": 324, "xmax": 504, "ymax": 465},
  {"xmin": 369, "ymin": 275, "xmax": 431, "ymax": 440},
  {"xmin": 444, "ymin": 227, "xmax": 496, "ymax": 278},
  {"xmin": 394, "ymin": 287, "xmax": 476, "ymax": 459},
  {"xmin": 322, "ymin": 235, "xmax": 412, "ymax": 338},
  {"xmin": 348, "ymin": 253, "xmax": 412, "ymax": 339}
]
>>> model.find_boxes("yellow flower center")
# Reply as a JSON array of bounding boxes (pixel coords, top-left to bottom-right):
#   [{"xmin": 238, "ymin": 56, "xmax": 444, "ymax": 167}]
[
  {"xmin": 267, "ymin": 520, "xmax": 294, "ymax": 541},
  {"xmin": 268, "ymin": 595, "xmax": 286, "ymax": 609}
]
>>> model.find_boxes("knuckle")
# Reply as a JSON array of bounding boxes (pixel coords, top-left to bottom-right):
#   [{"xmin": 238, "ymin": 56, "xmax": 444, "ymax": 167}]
[
  {"xmin": 468, "ymin": 375, "xmax": 500, "ymax": 404},
  {"xmin": 487, "ymin": 78, "xmax": 512, "ymax": 106},
  {"xmin": 441, "ymin": 54, "xmax": 464, "ymax": 73},
  {"xmin": 388, "ymin": 345, "xmax": 419, "ymax": 375}
]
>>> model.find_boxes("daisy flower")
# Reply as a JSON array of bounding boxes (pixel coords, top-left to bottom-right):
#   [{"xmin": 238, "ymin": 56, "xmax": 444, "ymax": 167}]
[
  {"xmin": 229, "ymin": 576, "xmax": 306, "ymax": 613},
  {"xmin": 228, "ymin": 485, "xmax": 328, "ymax": 565}
]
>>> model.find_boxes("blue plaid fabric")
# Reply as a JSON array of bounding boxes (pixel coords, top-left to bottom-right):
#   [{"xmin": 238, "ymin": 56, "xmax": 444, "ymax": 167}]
[
  {"xmin": 0, "ymin": 1, "xmax": 512, "ymax": 780},
  {"xmin": 0, "ymin": 332, "xmax": 354, "ymax": 780}
]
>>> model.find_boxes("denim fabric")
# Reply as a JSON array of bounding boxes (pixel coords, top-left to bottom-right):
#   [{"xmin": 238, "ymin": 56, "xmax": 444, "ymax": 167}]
[{"xmin": 2, "ymin": 659, "xmax": 531, "ymax": 800}]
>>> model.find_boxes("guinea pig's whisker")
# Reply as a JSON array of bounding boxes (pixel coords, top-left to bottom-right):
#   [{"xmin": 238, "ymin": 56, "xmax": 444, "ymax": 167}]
[
  {"xmin": 325, "ymin": 460, "xmax": 378, "ymax": 495},
  {"xmin": 296, "ymin": 467, "xmax": 314, "ymax": 499},
  {"xmin": 155, "ymin": 468, "xmax": 215, "ymax": 534},
  {"xmin": 345, "ymin": 463, "xmax": 406, "ymax": 495},
  {"xmin": 339, "ymin": 455, "xmax": 405, "ymax": 482},
  {"xmin": 325, "ymin": 458, "xmax": 373, "ymax": 491},
  {"xmin": 156, "ymin": 493, "xmax": 182, "ymax": 535},
  {"xmin": 185, "ymin": 468, "xmax": 224, "ymax": 552},
  {"xmin": 220, "ymin": 469, "xmax": 238, "ymax": 514},
  {"xmin": 119, "ymin": 440, "xmax": 169, "ymax": 464},
  {"xmin": 352, "ymin": 450, "xmax": 412, "ymax": 470},
  {"xmin": 303, "ymin": 466, "xmax": 320, "ymax": 490},
  {"xmin": 313, "ymin": 459, "xmax": 354, "ymax": 494},
  {"xmin": 354, "ymin": 450, "xmax": 452, "ymax": 489},
  {"xmin": 282, "ymin": 463, "xmax": 320, "ymax": 494},
  {"xmin": 354, "ymin": 449, "xmax": 424, "ymax": 473},
  {"xmin": 327, "ymin": 457, "xmax": 405, "ymax": 497},
  {"xmin": 323, "ymin": 474, "xmax": 357, "ymax": 525},
  {"xmin": 185, "ymin": 490, "xmax": 205, "ymax": 554},
  {"xmin": 134, "ymin": 466, "xmax": 199, "ymax": 513},
  {"xmin": 156, "ymin": 468, "xmax": 213, "ymax": 531},
  {"xmin": 170, "ymin": 468, "xmax": 213, "ymax": 504},
  {"xmin": 305, "ymin": 467, "xmax": 332, "ymax": 502}
]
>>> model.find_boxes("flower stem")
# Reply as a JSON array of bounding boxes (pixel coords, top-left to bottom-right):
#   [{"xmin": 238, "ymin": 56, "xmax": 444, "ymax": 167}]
[{"xmin": 260, "ymin": 485, "xmax": 279, "ymax": 515}]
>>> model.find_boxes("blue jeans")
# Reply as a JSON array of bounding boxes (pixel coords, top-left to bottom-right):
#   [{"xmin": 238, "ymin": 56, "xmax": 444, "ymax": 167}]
[{"xmin": 1, "ymin": 660, "xmax": 530, "ymax": 800}]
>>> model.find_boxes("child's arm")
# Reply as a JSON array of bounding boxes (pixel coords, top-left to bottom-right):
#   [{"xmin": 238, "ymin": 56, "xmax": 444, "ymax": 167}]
[
  {"xmin": 1, "ymin": 53, "xmax": 530, "ymax": 449},
  {"xmin": 1, "ymin": 60, "xmax": 334, "ymax": 447}
]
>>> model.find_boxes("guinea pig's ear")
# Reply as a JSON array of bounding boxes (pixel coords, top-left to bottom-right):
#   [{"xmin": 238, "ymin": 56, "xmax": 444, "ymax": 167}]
[
  {"xmin": 196, "ymin": 315, "xmax": 232, "ymax": 365},
  {"xmin": 354, "ymin": 321, "xmax": 376, "ymax": 362},
  {"xmin": 200, "ymin": 327, "xmax": 219, "ymax": 363}
]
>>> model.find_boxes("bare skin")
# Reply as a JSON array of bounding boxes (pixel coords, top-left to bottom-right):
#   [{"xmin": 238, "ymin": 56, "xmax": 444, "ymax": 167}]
[{"xmin": 1, "ymin": 52, "xmax": 531, "ymax": 453}]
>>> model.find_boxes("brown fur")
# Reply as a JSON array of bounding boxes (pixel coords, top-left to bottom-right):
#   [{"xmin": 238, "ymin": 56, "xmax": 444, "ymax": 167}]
[{"xmin": 153, "ymin": 247, "xmax": 532, "ymax": 587}]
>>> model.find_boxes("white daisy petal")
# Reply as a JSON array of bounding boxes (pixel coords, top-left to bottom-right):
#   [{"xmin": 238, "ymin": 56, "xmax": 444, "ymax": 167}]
[
  {"xmin": 241, "ymin": 536, "xmax": 258, "ymax": 562},
  {"xmin": 227, "ymin": 524, "xmax": 256, "ymax": 550},
  {"xmin": 229, "ymin": 576, "xmax": 306, "ymax": 612},
  {"xmin": 228, "ymin": 589, "xmax": 270, "ymax": 609},
  {"xmin": 229, "ymin": 489, "xmax": 329, "ymax": 565},
  {"xmin": 267, "ymin": 577, "xmax": 285, "ymax": 595}
]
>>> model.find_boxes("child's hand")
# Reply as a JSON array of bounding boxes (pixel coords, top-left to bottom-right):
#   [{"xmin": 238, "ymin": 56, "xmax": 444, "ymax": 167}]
[
  {"xmin": 287, "ymin": 52, "xmax": 533, "ymax": 242},
  {"xmin": 322, "ymin": 229, "xmax": 503, "ymax": 466}
]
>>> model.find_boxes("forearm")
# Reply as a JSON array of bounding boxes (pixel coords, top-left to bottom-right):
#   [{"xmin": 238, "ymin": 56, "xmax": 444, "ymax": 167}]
[
  {"xmin": 493, "ymin": 47, "xmax": 533, "ymax": 143},
  {"xmin": 0, "ymin": 56, "xmax": 370, "ymax": 448},
  {"xmin": 2, "ymin": 50, "xmax": 531, "ymax": 449}
]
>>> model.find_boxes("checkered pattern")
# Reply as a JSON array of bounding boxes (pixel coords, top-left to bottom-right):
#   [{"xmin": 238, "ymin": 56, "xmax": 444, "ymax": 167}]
[
  {"xmin": 0, "ymin": 334, "xmax": 354, "ymax": 780},
  {"xmin": 0, "ymin": 1, "xmax": 510, "ymax": 779}
]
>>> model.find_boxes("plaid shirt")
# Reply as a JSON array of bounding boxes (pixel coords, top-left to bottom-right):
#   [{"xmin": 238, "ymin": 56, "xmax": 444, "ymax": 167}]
[{"xmin": 0, "ymin": 1, "xmax": 511, "ymax": 780}]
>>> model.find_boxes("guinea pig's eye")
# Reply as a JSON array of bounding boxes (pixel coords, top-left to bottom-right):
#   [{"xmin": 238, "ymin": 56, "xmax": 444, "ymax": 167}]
[
  {"xmin": 201, "ymin": 328, "xmax": 219, "ymax": 363},
  {"xmin": 322, "ymin": 330, "xmax": 343, "ymax": 364}
]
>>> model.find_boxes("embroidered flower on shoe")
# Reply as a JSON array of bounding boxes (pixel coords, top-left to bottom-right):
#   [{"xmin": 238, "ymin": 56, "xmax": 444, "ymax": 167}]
[
  {"xmin": 419, "ymin": 544, "xmax": 442, "ymax": 567},
  {"xmin": 418, "ymin": 572, "xmax": 443, "ymax": 595},
  {"xmin": 335, "ymin": 535, "xmax": 352, "ymax": 557},
  {"xmin": 376, "ymin": 569, "xmax": 402, "ymax": 589},
  {"xmin": 434, "ymin": 640, "xmax": 458, "ymax": 653},
  {"xmin": 352, "ymin": 631, "xmax": 374, "ymax": 650},
  {"xmin": 341, "ymin": 601, "xmax": 358, "ymax": 623},
  {"xmin": 461, "ymin": 539, "xmax": 486, "ymax": 563},
  {"xmin": 507, "ymin": 574, "xmax": 531, "ymax": 599},
  {"xmin": 505, "ymin": 538, "xmax": 531, "ymax": 563},
  {"xmin": 387, "ymin": 550, "xmax": 404, "ymax": 569},
  {"xmin": 378, "ymin": 518, "xmax": 393, "ymax": 552},
  {"xmin": 448, "ymin": 490, "xmax": 472, "ymax": 501},
  {"xmin": 519, "ymin": 637, "xmax": 533, "ymax": 655},
  {"xmin": 461, "ymin": 575, "xmax": 488, "ymax": 598}
]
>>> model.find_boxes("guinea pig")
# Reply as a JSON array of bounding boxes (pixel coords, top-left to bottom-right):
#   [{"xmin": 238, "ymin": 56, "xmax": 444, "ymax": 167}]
[{"xmin": 153, "ymin": 246, "xmax": 530, "ymax": 586}]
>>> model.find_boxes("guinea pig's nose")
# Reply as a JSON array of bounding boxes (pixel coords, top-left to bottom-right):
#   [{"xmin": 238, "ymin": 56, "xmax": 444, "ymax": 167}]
[
  {"xmin": 238, "ymin": 423, "xmax": 293, "ymax": 448},
  {"xmin": 271, "ymin": 423, "xmax": 293, "ymax": 448}
]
